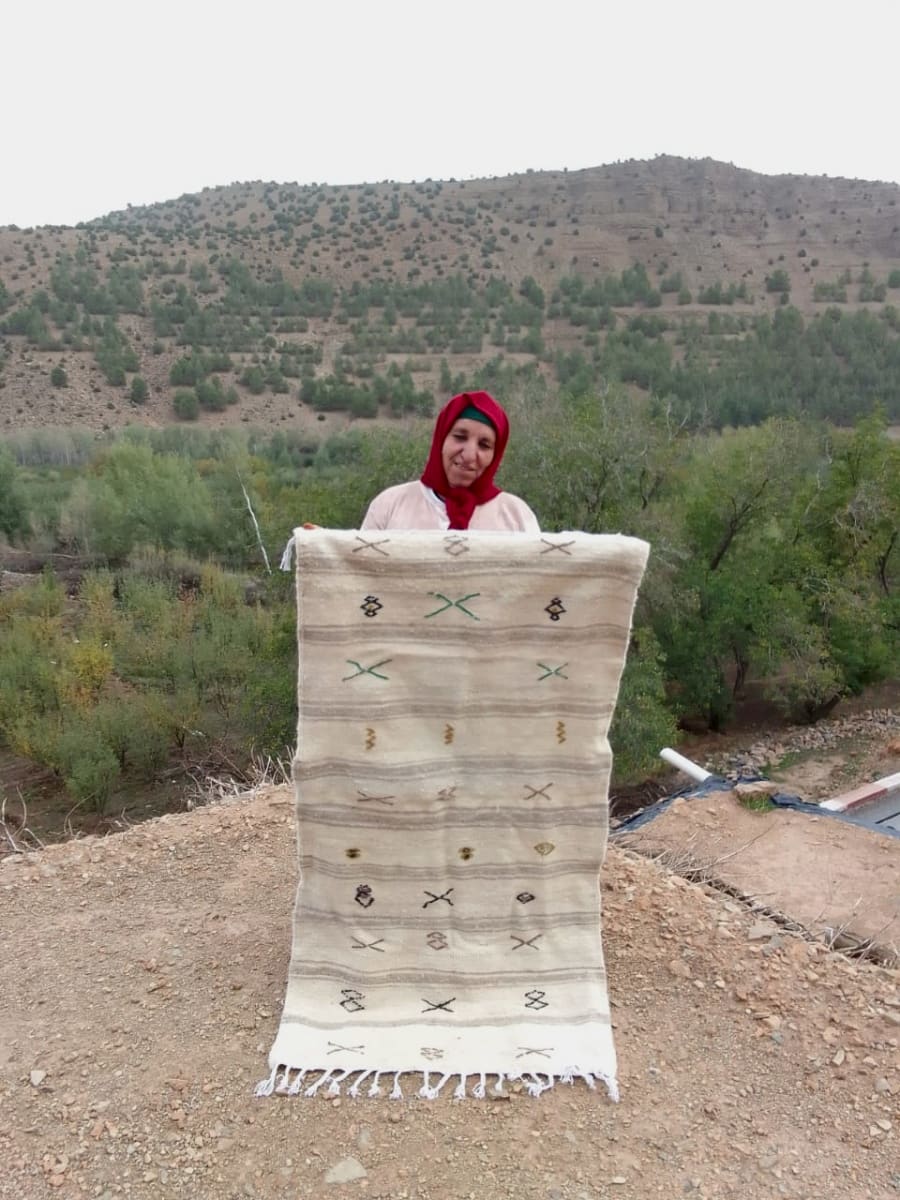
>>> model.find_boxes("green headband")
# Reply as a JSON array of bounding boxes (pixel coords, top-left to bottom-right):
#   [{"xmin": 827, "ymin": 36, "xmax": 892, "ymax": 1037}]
[{"xmin": 458, "ymin": 404, "xmax": 496, "ymax": 430}]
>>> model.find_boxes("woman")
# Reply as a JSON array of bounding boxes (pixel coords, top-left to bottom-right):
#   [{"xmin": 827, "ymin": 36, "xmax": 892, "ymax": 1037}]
[{"xmin": 361, "ymin": 391, "xmax": 539, "ymax": 532}]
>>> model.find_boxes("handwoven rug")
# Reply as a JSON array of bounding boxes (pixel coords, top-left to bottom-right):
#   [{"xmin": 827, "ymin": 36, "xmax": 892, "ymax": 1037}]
[{"xmin": 258, "ymin": 528, "xmax": 649, "ymax": 1101}]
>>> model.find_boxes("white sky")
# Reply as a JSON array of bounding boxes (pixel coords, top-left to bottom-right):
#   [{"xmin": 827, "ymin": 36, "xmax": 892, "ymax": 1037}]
[{"xmin": 5, "ymin": 0, "xmax": 899, "ymax": 228}]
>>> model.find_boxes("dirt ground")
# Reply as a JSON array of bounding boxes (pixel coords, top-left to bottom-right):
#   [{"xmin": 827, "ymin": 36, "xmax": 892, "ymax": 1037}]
[
  {"xmin": 2, "ymin": 783, "xmax": 899, "ymax": 1200},
  {"xmin": 620, "ymin": 788, "xmax": 899, "ymax": 964}
]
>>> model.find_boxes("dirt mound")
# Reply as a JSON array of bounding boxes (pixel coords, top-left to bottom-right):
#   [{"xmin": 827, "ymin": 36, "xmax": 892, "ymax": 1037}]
[
  {"xmin": 620, "ymin": 788, "xmax": 899, "ymax": 964},
  {"xmin": 2, "ymin": 786, "xmax": 898, "ymax": 1199}
]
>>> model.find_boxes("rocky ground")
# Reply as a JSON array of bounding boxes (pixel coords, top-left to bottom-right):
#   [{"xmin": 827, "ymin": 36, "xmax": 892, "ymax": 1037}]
[
  {"xmin": 2, "ymin": 780, "xmax": 899, "ymax": 1200},
  {"xmin": 697, "ymin": 708, "xmax": 900, "ymax": 800}
]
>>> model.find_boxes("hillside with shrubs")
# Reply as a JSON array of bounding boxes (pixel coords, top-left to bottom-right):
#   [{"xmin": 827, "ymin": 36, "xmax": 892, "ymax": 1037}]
[{"xmin": 0, "ymin": 156, "xmax": 897, "ymax": 835}]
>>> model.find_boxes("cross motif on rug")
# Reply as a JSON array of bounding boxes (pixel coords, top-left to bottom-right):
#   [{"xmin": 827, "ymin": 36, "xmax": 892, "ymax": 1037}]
[
  {"xmin": 352, "ymin": 536, "xmax": 391, "ymax": 556},
  {"xmin": 510, "ymin": 933, "xmax": 543, "ymax": 951},
  {"xmin": 421, "ymin": 997, "xmax": 456, "ymax": 1013},
  {"xmin": 342, "ymin": 658, "xmax": 392, "ymax": 682},
  {"xmin": 327, "ymin": 1041, "xmax": 366, "ymax": 1055},
  {"xmin": 540, "ymin": 538, "xmax": 575, "ymax": 555},
  {"xmin": 523, "ymin": 783, "xmax": 553, "ymax": 801},
  {"xmin": 422, "ymin": 887, "xmax": 454, "ymax": 908},
  {"xmin": 355, "ymin": 789, "xmax": 396, "ymax": 807},
  {"xmin": 351, "ymin": 937, "xmax": 386, "ymax": 952},
  {"xmin": 515, "ymin": 1046, "xmax": 554, "ymax": 1059},
  {"xmin": 537, "ymin": 662, "xmax": 568, "ymax": 681},
  {"xmin": 424, "ymin": 592, "xmax": 481, "ymax": 620}
]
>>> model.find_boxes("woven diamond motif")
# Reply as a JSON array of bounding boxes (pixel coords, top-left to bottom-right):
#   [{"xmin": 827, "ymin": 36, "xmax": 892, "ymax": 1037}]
[
  {"xmin": 544, "ymin": 596, "xmax": 566, "ymax": 621},
  {"xmin": 443, "ymin": 535, "xmax": 469, "ymax": 557}
]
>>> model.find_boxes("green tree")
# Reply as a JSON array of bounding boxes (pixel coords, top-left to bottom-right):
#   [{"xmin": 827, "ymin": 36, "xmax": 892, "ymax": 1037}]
[{"xmin": 0, "ymin": 447, "xmax": 28, "ymax": 542}]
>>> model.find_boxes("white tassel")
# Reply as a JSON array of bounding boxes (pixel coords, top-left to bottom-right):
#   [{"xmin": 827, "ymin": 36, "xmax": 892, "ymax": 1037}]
[
  {"xmin": 254, "ymin": 1065, "xmax": 278, "ymax": 1098},
  {"xmin": 279, "ymin": 536, "xmax": 295, "ymax": 572},
  {"xmin": 304, "ymin": 1070, "xmax": 333, "ymax": 1097},
  {"xmin": 389, "ymin": 1072, "xmax": 403, "ymax": 1100},
  {"xmin": 495, "ymin": 1073, "xmax": 506, "ymax": 1093},
  {"xmin": 368, "ymin": 1072, "xmax": 383, "ymax": 1098},
  {"xmin": 472, "ymin": 1072, "xmax": 487, "ymax": 1099},
  {"xmin": 420, "ymin": 1071, "xmax": 451, "ymax": 1099},
  {"xmin": 453, "ymin": 1074, "xmax": 468, "ymax": 1100},
  {"xmin": 276, "ymin": 1068, "xmax": 292, "ymax": 1094},
  {"xmin": 327, "ymin": 1069, "xmax": 352, "ymax": 1097},
  {"xmin": 288, "ymin": 1070, "xmax": 307, "ymax": 1096},
  {"xmin": 349, "ymin": 1070, "xmax": 374, "ymax": 1099}
]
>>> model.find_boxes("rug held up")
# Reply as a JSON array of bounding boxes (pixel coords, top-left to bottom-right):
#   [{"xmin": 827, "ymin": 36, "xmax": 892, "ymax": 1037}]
[{"xmin": 259, "ymin": 529, "xmax": 649, "ymax": 1100}]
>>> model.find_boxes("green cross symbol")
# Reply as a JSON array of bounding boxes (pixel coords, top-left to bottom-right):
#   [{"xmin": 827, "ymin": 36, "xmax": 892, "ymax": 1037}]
[
  {"xmin": 342, "ymin": 658, "xmax": 392, "ymax": 682},
  {"xmin": 424, "ymin": 592, "xmax": 481, "ymax": 620},
  {"xmin": 537, "ymin": 662, "xmax": 569, "ymax": 681}
]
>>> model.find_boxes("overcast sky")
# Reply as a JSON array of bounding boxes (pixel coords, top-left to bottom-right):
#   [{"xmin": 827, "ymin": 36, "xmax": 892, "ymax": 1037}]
[{"xmin": 5, "ymin": 0, "xmax": 899, "ymax": 228}]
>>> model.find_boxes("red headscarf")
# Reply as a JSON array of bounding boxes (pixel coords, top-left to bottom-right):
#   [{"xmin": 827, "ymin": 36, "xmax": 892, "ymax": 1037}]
[{"xmin": 420, "ymin": 391, "xmax": 510, "ymax": 530}]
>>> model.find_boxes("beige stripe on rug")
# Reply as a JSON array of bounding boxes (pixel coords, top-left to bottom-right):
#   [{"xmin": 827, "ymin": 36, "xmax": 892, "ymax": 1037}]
[{"xmin": 258, "ymin": 529, "xmax": 649, "ymax": 1100}]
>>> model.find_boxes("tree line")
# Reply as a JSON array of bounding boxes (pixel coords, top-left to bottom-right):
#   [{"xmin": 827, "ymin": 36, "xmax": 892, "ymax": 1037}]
[{"xmin": 0, "ymin": 388, "xmax": 897, "ymax": 815}]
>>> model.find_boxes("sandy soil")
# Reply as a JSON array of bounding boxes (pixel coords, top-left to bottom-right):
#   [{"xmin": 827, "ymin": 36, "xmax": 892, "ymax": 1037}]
[{"xmin": 2, "ymin": 784, "xmax": 899, "ymax": 1200}]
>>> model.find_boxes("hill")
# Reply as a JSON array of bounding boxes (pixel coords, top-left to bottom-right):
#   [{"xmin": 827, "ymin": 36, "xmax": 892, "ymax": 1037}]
[
  {"xmin": 1, "ymin": 784, "xmax": 898, "ymax": 1199},
  {"xmin": 1, "ymin": 156, "xmax": 899, "ymax": 433}
]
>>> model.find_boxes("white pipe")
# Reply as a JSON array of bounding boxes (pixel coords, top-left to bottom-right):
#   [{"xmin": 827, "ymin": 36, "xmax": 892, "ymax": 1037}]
[{"xmin": 659, "ymin": 747, "xmax": 712, "ymax": 782}]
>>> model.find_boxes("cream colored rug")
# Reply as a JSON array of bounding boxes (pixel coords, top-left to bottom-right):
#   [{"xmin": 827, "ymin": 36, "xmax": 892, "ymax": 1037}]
[{"xmin": 259, "ymin": 529, "xmax": 649, "ymax": 1100}]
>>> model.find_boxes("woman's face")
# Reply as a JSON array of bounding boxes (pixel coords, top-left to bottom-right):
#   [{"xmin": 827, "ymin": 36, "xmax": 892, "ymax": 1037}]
[{"xmin": 441, "ymin": 418, "xmax": 496, "ymax": 488}]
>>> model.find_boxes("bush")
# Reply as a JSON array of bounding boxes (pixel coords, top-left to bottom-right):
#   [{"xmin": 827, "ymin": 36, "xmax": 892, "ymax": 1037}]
[
  {"xmin": 50, "ymin": 365, "xmax": 68, "ymax": 388},
  {"xmin": 130, "ymin": 376, "xmax": 149, "ymax": 404},
  {"xmin": 173, "ymin": 389, "xmax": 199, "ymax": 420},
  {"xmin": 765, "ymin": 269, "xmax": 791, "ymax": 294},
  {"xmin": 52, "ymin": 723, "xmax": 121, "ymax": 814}
]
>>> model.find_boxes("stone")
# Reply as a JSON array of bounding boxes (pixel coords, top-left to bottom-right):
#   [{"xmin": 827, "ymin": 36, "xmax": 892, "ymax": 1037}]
[
  {"xmin": 735, "ymin": 781, "xmax": 780, "ymax": 799},
  {"xmin": 748, "ymin": 922, "xmax": 776, "ymax": 941},
  {"xmin": 325, "ymin": 1157, "xmax": 367, "ymax": 1185}
]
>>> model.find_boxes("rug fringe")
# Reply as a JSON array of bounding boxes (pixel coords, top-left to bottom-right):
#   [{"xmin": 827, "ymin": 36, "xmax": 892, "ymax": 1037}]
[
  {"xmin": 279, "ymin": 537, "xmax": 295, "ymax": 572},
  {"xmin": 255, "ymin": 1065, "xmax": 619, "ymax": 1101},
  {"xmin": 254, "ymin": 1065, "xmax": 278, "ymax": 1098}
]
